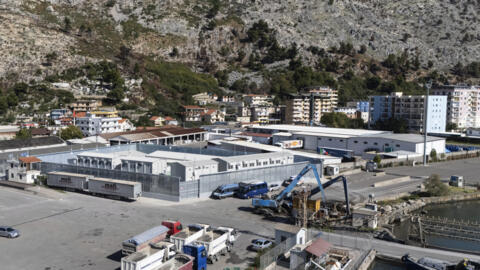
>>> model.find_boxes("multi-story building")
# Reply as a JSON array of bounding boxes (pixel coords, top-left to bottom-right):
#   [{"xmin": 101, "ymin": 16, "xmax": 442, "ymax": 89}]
[
  {"xmin": 76, "ymin": 111, "xmax": 123, "ymax": 136},
  {"xmin": 50, "ymin": 109, "xmax": 70, "ymax": 120},
  {"xmin": 243, "ymin": 94, "xmax": 275, "ymax": 107},
  {"xmin": 192, "ymin": 92, "xmax": 218, "ymax": 105},
  {"xmin": 183, "ymin": 105, "xmax": 206, "ymax": 122},
  {"xmin": 369, "ymin": 92, "xmax": 447, "ymax": 133},
  {"xmin": 70, "ymin": 99, "xmax": 102, "ymax": 112},
  {"xmin": 432, "ymin": 85, "xmax": 480, "ymax": 129},
  {"xmin": 285, "ymin": 87, "xmax": 338, "ymax": 125},
  {"xmin": 334, "ymin": 107, "xmax": 357, "ymax": 119}
]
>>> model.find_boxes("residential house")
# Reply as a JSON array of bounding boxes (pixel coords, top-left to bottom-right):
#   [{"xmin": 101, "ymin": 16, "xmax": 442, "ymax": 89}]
[
  {"xmin": 183, "ymin": 105, "xmax": 207, "ymax": 122},
  {"xmin": 164, "ymin": 116, "xmax": 178, "ymax": 126},
  {"xmin": 30, "ymin": 128, "xmax": 51, "ymax": 137},
  {"xmin": 70, "ymin": 99, "xmax": 102, "ymax": 112},
  {"xmin": 149, "ymin": 116, "xmax": 165, "ymax": 126},
  {"xmin": 119, "ymin": 119, "xmax": 136, "ymax": 132},
  {"xmin": 192, "ymin": 92, "xmax": 218, "ymax": 105},
  {"xmin": 76, "ymin": 111, "xmax": 123, "ymax": 136},
  {"xmin": 6, "ymin": 156, "xmax": 42, "ymax": 184},
  {"xmin": 201, "ymin": 109, "xmax": 225, "ymax": 124}
]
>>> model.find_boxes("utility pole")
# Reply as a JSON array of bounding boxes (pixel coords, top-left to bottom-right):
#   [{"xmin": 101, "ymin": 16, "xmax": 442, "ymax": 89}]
[{"xmin": 423, "ymin": 79, "xmax": 432, "ymax": 166}]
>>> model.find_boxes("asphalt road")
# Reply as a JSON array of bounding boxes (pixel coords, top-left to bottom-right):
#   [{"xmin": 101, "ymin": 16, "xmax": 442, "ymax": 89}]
[{"xmin": 0, "ymin": 187, "xmax": 274, "ymax": 270}]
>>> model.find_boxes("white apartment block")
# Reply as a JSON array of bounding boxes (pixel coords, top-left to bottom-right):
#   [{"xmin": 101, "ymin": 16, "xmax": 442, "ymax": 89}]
[
  {"xmin": 285, "ymin": 87, "xmax": 338, "ymax": 125},
  {"xmin": 76, "ymin": 112, "xmax": 122, "ymax": 136},
  {"xmin": 334, "ymin": 107, "xmax": 357, "ymax": 119},
  {"xmin": 432, "ymin": 85, "xmax": 480, "ymax": 129},
  {"xmin": 243, "ymin": 94, "xmax": 275, "ymax": 107}
]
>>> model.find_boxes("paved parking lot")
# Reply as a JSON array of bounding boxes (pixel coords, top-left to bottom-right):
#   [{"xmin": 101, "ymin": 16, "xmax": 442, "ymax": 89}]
[
  {"xmin": 385, "ymin": 157, "xmax": 480, "ymax": 184},
  {"xmin": 0, "ymin": 187, "xmax": 275, "ymax": 270}
]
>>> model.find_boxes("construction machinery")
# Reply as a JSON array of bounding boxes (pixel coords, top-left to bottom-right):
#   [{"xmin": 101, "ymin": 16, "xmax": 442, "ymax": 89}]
[{"xmin": 252, "ymin": 163, "xmax": 350, "ymax": 223}]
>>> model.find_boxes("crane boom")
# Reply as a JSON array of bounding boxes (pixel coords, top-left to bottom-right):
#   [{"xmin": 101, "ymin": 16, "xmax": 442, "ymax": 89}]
[
  {"xmin": 252, "ymin": 164, "xmax": 351, "ymax": 216},
  {"xmin": 252, "ymin": 163, "xmax": 326, "ymax": 209}
]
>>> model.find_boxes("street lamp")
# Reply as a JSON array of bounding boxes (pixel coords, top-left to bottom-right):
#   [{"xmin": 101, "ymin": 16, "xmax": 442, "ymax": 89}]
[{"xmin": 423, "ymin": 79, "xmax": 432, "ymax": 166}]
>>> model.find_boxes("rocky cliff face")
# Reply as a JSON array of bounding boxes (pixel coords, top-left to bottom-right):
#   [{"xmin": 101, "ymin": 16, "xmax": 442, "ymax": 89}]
[{"xmin": 0, "ymin": 0, "xmax": 479, "ymax": 81}]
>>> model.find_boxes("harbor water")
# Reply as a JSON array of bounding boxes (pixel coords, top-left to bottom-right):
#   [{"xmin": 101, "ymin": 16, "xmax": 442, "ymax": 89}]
[{"xmin": 378, "ymin": 200, "xmax": 480, "ymax": 268}]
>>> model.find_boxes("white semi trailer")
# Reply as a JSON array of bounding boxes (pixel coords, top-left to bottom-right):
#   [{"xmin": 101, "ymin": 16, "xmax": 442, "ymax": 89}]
[
  {"xmin": 192, "ymin": 227, "xmax": 237, "ymax": 264},
  {"xmin": 121, "ymin": 242, "xmax": 176, "ymax": 270},
  {"xmin": 169, "ymin": 224, "xmax": 210, "ymax": 251}
]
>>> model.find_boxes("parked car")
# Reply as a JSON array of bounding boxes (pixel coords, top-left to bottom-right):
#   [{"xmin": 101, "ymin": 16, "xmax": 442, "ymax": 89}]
[
  {"xmin": 250, "ymin": 238, "xmax": 273, "ymax": 252},
  {"xmin": 269, "ymin": 184, "xmax": 281, "ymax": 192},
  {"xmin": 211, "ymin": 183, "xmax": 239, "ymax": 199},
  {"xmin": 0, "ymin": 227, "xmax": 19, "ymax": 238}
]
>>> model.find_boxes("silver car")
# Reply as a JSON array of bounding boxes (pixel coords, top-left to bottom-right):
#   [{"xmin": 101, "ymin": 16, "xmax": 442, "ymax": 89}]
[{"xmin": 0, "ymin": 226, "xmax": 20, "ymax": 238}]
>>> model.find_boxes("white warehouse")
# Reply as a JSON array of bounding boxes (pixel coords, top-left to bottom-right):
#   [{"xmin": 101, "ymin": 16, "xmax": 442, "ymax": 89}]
[
  {"xmin": 214, "ymin": 152, "xmax": 294, "ymax": 172},
  {"xmin": 170, "ymin": 160, "xmax": 219, "ymax": 181}
]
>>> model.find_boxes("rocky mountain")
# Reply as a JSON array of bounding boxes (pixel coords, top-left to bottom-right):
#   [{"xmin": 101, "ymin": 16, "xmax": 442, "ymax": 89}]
[{"xmin": 0, "ymin": 0, "xmax": 479, "ymax": 85}]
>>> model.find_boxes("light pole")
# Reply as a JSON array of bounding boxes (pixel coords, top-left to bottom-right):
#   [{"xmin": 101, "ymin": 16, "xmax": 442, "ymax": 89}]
[{"xmin": 423, "ymin": 79, "xmax": 432, "ymax": 166}]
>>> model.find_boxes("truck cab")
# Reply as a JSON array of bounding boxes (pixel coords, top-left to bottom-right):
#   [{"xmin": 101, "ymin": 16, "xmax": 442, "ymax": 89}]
[
  {"xmin": 182, "ymin": 244, "xmax": 207, "ymax": 270},
  {"xmin": 161, "ymin": 220, "xmax": 183, "ymax": 237}
]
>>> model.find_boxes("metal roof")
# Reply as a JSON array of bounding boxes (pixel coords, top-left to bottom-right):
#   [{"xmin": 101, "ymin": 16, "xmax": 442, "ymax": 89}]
[
  {"xmin": 359, "ymin": 133, "xmax": 444, "ymax": 143},
  {"xmin": 249, "ymin": 124, "xmax": 389, "ymax": 136},
  {"xmin": 172, "ymin": 159, "xmax": 218, "ymax": 167},
  {"xmin": 0, "ymin": 136, "xmax": 65, "ymax": 151},
  {"xmin": 215, "ymin": 152, "xmax": 293, "ymax": 163}
]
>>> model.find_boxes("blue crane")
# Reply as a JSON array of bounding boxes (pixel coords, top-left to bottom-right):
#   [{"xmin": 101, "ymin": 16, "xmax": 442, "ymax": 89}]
[{"xmin": 252, "ymin": 163, "xmax": 351, "ymax": 215}]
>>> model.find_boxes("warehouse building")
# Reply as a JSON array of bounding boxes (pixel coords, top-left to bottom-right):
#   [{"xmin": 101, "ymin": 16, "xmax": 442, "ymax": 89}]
[
  {"xmin": 102, "ymin": 126, "xmax": 206, "ymax": 146},
  {"xmin": 170, "ymin": 160, "xmax": 219, "ymax": 181},
  {"xmin": 75, "ymin": 151, "xmax": 167, "ymax": 174},
  {"xmin": 246, "ymin": 124, "xmax": 445, "ymax": 156},
  {"xmin": 214, "ymin": 152, "xmax": 294, "ymax": 172}
]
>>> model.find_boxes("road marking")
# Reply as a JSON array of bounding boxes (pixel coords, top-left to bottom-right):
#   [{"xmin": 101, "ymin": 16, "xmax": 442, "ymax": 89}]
[{"xmin": 10, "ymin": 207, "xmax": 83, "ymax": 227}]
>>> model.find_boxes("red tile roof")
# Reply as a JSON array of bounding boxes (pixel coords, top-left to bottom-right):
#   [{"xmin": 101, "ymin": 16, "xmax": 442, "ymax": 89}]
[
  {"xmin": 150, "ymin": 116, "xmax": 161, "ymax": 121},
  {"xmin": 19, "ymin": 156, "xmax": 42, "ymax": 163},
  {"xmin": 305, "ymin": 238, "xmax": 331, "ymax": 257},
  {"xmin": 119, "ymin": 119, "xmax": 127, "ymax": 123},
  {"xmin": 164, "ymin": 116, "xmax": 174, "ymax": 121},
  {"xmin": 183, "ymin": 105, "xmax": 204, "ymax": 109},
  {"xmin": 74, "ymin": 112, "xmax": 87, "ymax": 118}
]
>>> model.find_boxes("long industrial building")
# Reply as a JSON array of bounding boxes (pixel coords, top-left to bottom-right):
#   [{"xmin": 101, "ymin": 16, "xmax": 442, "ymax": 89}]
[{"xmin": 246, "ymin": 124, "xmax": 446, "ymax": 156}]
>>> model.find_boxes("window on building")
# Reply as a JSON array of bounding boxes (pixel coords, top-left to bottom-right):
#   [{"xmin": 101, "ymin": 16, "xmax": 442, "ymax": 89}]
[
  {"xmin": 354, "ymin": 141, "xmax": 358, "ymax": 143},
  {"xmin": 396, "ymin": 144, "xmax": 400, "ymax": 147},
  {"xmin": 364, "ymin": 141, "xmax": 368, "ymax": 144}
]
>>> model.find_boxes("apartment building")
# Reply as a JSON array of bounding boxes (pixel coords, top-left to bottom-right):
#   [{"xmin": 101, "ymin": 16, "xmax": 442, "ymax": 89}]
[
  {"xmin": 243, "ymin": 94, "xmax": 275, "ymax": 107},
  {"xmin": 432, "ymin": 85, "xmax": 480, "ymax": 129},
  {"xmin": 285, "ymin": 87, "xmax": 338, "ymax": 125},
  {"xmin": 192, "ymin": 92, "xmax": 218, "ymax": 105},
  {"xmin": 334, "ymin": 107, "xmax": 357, "ymax": 119},
  {"xmin": 369, "ymin": 92, "xmax": 447, "ymax": 133},
  {"xmin": 76, "ymin": 111, "xmax": 123, "ymax": 136},
  {"xmin": 70, "ymin": 99, "xmax": 102, "ymax": 112}
]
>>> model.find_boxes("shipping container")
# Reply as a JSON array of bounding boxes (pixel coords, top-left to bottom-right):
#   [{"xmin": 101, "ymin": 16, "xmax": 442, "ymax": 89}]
[
  {"xmin": 122, "ymin": 226, "xmax": 169, "ymax": 256},
  {"xmin": 47, "ymin": 171, "xmax": 92, "ymax": 191},
  {"xmin": 89, "ymin": 177, "xmax": 142, "ymax": 200}
]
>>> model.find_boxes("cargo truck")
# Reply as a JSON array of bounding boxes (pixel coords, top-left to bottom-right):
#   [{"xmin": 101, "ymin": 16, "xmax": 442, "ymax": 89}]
[
  {"xmin": 182, "ymin": 245, "xmax": 207, "ymax": 270},
  {"xmin": 161, "ymin": 220, "xmax": 183, "ymax": 238},
  {"xmin": 274, "ymin": 139, "xmax": 303, "ymax": 149},
  {"xmin": 156, "ymin": 254, "xmax": 194, "ymax": 270},
  {"xmin": 89, "ymin": 177, "xmax": 142, "ymax": 200},
  {"xmin": 47, "ymin": 171, "xmax": 92, "ymax": 191},
  {"xmin": 122, "ymin": 225, "xmax": 169, "ymax": 256},
  {"xmin": 121, "ymin": 241, "xmax": 176, "ymax": 270},
  {"xmin": 191, "ymin": 227, "xmax": 236, "ymax": 264},
  {"xmin": 170, "ymin": 224, "xmax": 210, "ymax": 251}
]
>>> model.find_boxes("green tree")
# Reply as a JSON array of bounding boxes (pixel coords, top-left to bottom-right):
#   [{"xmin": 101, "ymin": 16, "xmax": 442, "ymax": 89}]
[
  {"xmin": 424, "ymin": 174, "xmax": 449, "ymax": 197},
  {"xmin": 430, "ymin": 149, "xmax": 437, "ymax": 162},
  {"xmin": 446, "ymin": 122, "xmax": 457, "ymax": 131},
  {"xmin": 60, "ymin": 126, "xmax": 83, "ymax": 140},
  {"xmin": 6, "ymin": 93, "xmax": 18, "ymax": 107},
  {"xmin": 105, "ymin": 87, "xmax": 125, "ymax": 105},
  {"xmin": 64, "ymin": 17, "xmax": 72, "ymax": 33},
  {"xmin": 373, "ymin": 154, "xmax": 382, "ymax": 165},
  {"xmin": 15, "ymin": 128, "xmax": 32, "ymax": 139},
  {"xmin": 135, "ymin": 115, "xmax": 154, "ymax": 127},
  {"xmin": 0, "ymin": 97, "xmax": 8, "ymax": 115}
]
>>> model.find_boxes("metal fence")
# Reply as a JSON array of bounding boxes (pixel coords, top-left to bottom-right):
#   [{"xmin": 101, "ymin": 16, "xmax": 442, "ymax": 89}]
[
  {"xmin": 37, "ymin": 162, "xmax": 182, "ymax": 201},
  {"xmin": 197, "ymin": 162, "xmax": 322, "ymax": 198},
  {"xmin": 259, "ymin": 229, "xmax": 318, "ymax": 270}
]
